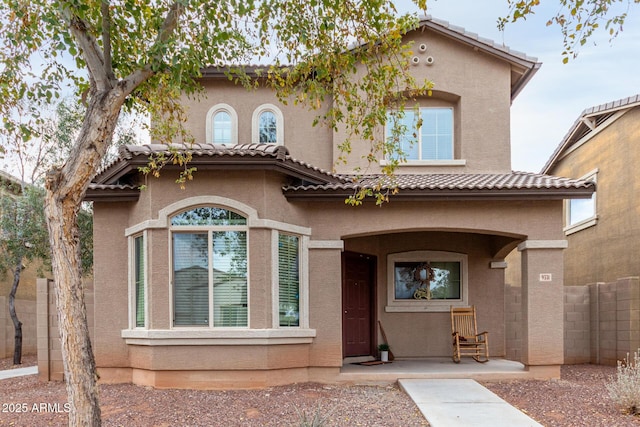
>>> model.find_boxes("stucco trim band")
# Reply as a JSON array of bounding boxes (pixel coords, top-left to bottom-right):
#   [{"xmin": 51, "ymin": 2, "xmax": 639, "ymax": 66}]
[
  {"xmin": 308, "ymin": 240, "xmax": 344, "ymax": 250},
  {"xmin": 517, "ymin": 240, "xmax": 568, "ymax": 251},
  {"xmin": 121, "ymin": 328, "xmax": 317, "ymax": 346}
]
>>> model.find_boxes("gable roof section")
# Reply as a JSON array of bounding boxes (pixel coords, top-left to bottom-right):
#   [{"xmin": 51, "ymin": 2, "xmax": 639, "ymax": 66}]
[
  {"xmin": 86, "ymin": 143, "xmax": 345, "ymax": 201},
  {"xmin": 284, "ymin": 171, "xmax": 595, "ymax": 201},
  {"xmin": 415, "ymin": 16, "xmax": 540, "ymax": 101},
  {"xmin": 87, "ymin": 143, "xmax": 594, "ymax": 202},
  {"xmin": 542, "ymin": 94, "xmax": 640, "ymax": 174},
  {"xmin": 201, "ymin": 15, "xmax": 541, "ymax": 102}
]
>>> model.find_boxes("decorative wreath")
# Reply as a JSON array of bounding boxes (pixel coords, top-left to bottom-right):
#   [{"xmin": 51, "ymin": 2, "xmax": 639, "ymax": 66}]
[{"xmin": 413, "ymin": 262, "xmax": 434, "ymax": 285}]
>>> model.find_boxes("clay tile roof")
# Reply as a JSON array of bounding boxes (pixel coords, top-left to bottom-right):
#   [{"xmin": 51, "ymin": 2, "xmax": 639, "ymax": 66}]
[
  {"xmin": 284, "ymin": 171, "xmax": 595, "ymax": 201},
  {"xmin": 418, "ymin": 15, "xmax": 538, "ymax": 64},
  {"xmin": 92, "ymin": 143, "xmax": 344, "ymax": 187}
]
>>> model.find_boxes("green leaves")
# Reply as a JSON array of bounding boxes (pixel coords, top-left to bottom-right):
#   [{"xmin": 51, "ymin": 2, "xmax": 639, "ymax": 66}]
[{"xmin": 502, "ymin": 0, "xmax": 639, "ymax": 62}]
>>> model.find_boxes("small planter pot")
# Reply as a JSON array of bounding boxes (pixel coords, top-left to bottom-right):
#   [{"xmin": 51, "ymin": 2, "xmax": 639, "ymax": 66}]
[{"xmin": 380, "ymin": 350, "xmax": 389, "ymax": 362}]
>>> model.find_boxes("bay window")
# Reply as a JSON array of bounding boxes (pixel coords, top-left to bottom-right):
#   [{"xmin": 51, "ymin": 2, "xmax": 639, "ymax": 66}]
[
  {"xmin": 171, "ymin": 207, "xmax": 248, "ymax": 327},
  {"xmin": 278, "ymin": 233, "xmax": 300, "ymax": 327}
]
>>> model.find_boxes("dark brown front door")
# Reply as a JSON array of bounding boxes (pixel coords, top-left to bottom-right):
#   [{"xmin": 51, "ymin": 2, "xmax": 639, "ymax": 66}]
[{"xmin": 342, "ymin": 252, "xmax": 375, "ymax": 357}]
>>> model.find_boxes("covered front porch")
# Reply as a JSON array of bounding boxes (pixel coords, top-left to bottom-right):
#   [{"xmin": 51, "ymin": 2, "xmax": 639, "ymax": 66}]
[{"xmin": 338, "ymin": 357, "xmax": 555, "ymax": 384}]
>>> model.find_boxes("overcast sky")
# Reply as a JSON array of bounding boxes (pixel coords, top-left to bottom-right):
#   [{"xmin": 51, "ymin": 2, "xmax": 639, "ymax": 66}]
[{"xmin": 396, "ymin": 0, "xmax": 640, "ymax": 173}]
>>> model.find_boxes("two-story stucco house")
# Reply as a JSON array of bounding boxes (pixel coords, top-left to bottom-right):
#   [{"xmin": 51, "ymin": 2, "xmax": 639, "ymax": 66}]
[{"xmin": 81, "ymin": 16, "xmax": 595, "ymax": 389}]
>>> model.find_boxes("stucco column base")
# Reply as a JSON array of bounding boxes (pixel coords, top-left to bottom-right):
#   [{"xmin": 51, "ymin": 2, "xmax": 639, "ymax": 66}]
[
  {"xmin": 524, "ymin": 364, "xmax": 561, "ymax": 379},
  {"xmin": 518, "ymin": 240, "xmax": 567, "ymax": 366}
]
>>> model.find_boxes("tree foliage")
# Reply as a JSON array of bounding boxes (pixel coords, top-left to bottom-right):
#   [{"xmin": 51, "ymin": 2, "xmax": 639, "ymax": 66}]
[
  {"xmin": 0, "ymin": 1, "xmax": 429, "ymax": 425},
  {"xmin": 500, "ymin": 0, "xmax": 640, "ymax": 62}
]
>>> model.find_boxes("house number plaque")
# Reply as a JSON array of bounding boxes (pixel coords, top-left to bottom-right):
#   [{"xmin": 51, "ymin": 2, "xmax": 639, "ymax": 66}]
[{"xmin": 539, "ymin": 273, "xmax": 552, "ymax": 282}]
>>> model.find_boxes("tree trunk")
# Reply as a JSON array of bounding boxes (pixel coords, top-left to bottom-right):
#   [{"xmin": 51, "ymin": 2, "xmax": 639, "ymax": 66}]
[
  {"xmin": 44, "ymin": 88, "xmax": 126, "ymax": 427},
  {"xmin": 9, "ymin": 260, "xmax": 23, "ymax": 365}
]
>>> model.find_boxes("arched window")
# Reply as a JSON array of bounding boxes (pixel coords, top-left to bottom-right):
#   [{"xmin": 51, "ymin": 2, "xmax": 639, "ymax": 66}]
[
  {"xmin": 259, "ymin": 111, "xmax": 277, "ymax": 144},
  {"xmin": 171, "ymin": 206, "xmax": 248, "ymax": 327},
  {"xmin": 206, "ymin": 104, "xmax": 238, "ymax": 145},
  {"xmin": 252, "ymin": 104, "xmax": 284, "ymax": 145}
]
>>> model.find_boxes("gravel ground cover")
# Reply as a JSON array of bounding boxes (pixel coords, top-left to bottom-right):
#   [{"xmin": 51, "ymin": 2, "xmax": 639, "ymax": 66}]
[{"xmin": 1, "ymin": 357, "xmax": 640, "ymax": 426}]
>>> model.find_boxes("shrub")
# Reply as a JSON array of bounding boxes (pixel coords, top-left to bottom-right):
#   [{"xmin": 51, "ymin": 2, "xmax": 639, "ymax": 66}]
[
  {"xmin": 296, "ymin": 403, "xmax": 332, "ymax": 427},
  {"xmin": 606, "ymin": 350, "xmax": 640, "ymax": 415}
]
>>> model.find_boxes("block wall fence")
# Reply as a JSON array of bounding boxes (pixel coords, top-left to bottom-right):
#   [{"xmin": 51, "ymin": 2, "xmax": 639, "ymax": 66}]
[
  {"xmin": 35, "ymin": 277, "xmax": 639, "ymax": 383},
  {"xmin": 507, "ymin": 277, "xmax": 640, "ymax": 366}
]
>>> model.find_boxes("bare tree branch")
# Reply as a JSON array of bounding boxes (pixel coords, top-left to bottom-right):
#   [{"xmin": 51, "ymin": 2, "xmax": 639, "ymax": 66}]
[
  {"xmin": 101, "ymin": 0, "xmax": 116, "ymax": 84},
  {"xmin": 121, "ymin": 1, "xmax": 183, "ymax": 95},
  {"xmin": 59, "ymin": 6, "xmax": 110, "ymax": 91}
]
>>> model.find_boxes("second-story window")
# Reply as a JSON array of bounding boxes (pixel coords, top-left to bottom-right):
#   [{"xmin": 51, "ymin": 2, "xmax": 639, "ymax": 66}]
[
  {"xmin": 259, "ymin": 111, "xmax": 277, "ymax": 144},
  {"xmin": 212, "ymin": 111, "xmax": 232, "ymax": 145},
  {"xmin": 252, "ymin": 104, "xmax": 284, "ymax": 145},
  {"xmin": 386, "ymin": 107, "xmax": 453, "ymax": 161},
  {"xmin": 206, "ymin": 104, "xmax": 238, "ymax": 146}
]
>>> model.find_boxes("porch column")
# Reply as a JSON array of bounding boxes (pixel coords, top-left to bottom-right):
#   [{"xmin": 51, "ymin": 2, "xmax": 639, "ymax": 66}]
[{"xmin": 518, "ymin": 240, "xmax": 567, "ymax": 377}]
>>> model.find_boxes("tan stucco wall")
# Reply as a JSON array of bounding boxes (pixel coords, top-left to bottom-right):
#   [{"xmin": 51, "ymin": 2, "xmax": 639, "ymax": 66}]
[
  {"xmin": 178, "ymin": 80, "xmax": 334, "ymax": 170},
  {"xmin": 333, "ymin": 28, "xmax": 513, "ymax": 175},
  {"xmin": 549, "ymin": 107, "xmax": 640, "ymax": 286},
  {"xmin": 91, "ymin": 167, "xmax": 565, "ymax": 383}
]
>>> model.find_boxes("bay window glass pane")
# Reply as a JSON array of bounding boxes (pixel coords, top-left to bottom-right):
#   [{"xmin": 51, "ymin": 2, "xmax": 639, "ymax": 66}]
[
  {"xmin": 394, "ymin": 261, "xmax": 460, "ymax": 300},
  {"xmin": 278, "ymin": 234, "xmax": 300, "ymax": 327},
  {"xmin": 171, "ymin": 207, "xmax": 246, "ymax": 226},
  {"xmin": 173, "ymin": 233, "xmax": 210, "ymax": 326},
  {"xmin": 134, "ymin": 235, "xmax": 145, "ymax": 328},
  {"xmin": 212, "ymin": 111, "xmax": 232, "ymax": 144},
  {"xmin": 259, "ymin": 111, "xmax": 277, "ymax": 144},
  {"xmin": 212, "ymin": 231, "xmax": 248, "ymax": 327}
]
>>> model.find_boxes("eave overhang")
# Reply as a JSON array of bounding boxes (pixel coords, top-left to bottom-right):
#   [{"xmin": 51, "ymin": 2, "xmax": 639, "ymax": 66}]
[{"xmin": 284, "ymin": 171, "xmax": 595, "ymax": 202}]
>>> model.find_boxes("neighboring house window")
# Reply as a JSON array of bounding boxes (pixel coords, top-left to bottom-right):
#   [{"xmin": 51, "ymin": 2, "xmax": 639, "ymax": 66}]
[
  {"xmin": 252, "ymin": 104, "xmax": 284, "ymax": 145},
  {"xmin": 565, "ymin": 169, "xmax": 598, "ymax": 235},
  {"xmin": 386, "ymin": 251, "xmax": 468, "ymax": 312},
  {"xmin": 278, "ymin": 233, "xmax": 300, "ymax": 327},
  {"xmin": 133, "ymin": 234, "xmax": 146, "ymax": 328},
  {"xmin": 171, "ymin": 207, "xmax": 248, "ymax": 327},
  {"xmin": 206, "ymin": 104, "xmax": 238, "ymax": 145},
  {"xmin": 386, "ymin": 108, "xmax": 454, "ymax": 161}
]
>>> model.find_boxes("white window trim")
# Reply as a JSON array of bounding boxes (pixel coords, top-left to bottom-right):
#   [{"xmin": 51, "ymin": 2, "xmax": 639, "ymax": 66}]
[
  {"xmin": 205, "ymin": 103, "xmax": 238, "ymax": 146},
  {"xmin": 564, "ymin": 168, "xmax": 598, "ymax": 235},
  {"xmin": 380, "ymin": 159, "xmax": 466, "ymax": 167},
  {"xmin": 128, "ymin": 231, "xmax": 148, "ymax": 329},
  {"xmin": 252, "ymin": 103, "xmax": 284, "ymax": 145},
  {"xmin": 384, "ymin": 107, "xmax": 456, "ymax": 163},
  {"xmin": 271, "ymin": 232, "xmax": 310, "ymax": 329},
  {"xmin": 124, "ymin": 196, "xmax": 316, "ymax": 344},
  {"xmin": 169, "ymin": 215, "xmax": 250, "ymax": 329},
  {"xmin": 385, "ymin": 250, "xmax": 468, "ymax": 312},
  {"xmin": 121, "ymin": 328, "xmax": 316, "ymax": 346}
]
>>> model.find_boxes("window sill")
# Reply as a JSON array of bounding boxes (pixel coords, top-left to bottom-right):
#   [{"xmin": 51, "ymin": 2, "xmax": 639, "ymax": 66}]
[
  {"xmin": 385, "ymin": 301, "xmax": 467, "ymax": 313},
  {"xmin": 564, "ymin": 216, "xmax": 598, "ymax": 235},
  {"xmin": 121, "ymin": 328, "xmax": 316, "ymax": 346},
  {"xmin": 380, "ymin": 159, "xmax": 467, "ymax": 167}
]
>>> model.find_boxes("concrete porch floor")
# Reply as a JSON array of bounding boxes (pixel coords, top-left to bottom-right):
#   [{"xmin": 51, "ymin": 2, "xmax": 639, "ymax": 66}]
[{"xmin": 338, "ymin": 357, "xmax": 545, "ymax": 384}]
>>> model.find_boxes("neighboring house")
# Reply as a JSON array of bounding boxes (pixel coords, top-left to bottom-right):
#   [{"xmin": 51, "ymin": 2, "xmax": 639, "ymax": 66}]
[
  {"xmin": 540, "ymin": 94, "xmax": 640, "ymax": 365},
  {"xmin": 542, "ymin": 94, "xmax": 640, "ymax": 286},
  {"xmin": 83, "ymin": 16, "xmax": 595, "ymax": 389}
]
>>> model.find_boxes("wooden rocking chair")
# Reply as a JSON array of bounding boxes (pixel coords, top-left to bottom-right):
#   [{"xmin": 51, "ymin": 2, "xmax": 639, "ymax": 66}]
[{"xmin": 451, "ymin": 306, "xmax": 489, "ymax": 363}]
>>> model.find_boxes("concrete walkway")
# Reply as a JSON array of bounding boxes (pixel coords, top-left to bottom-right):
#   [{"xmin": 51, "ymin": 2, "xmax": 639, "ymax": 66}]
[
  {"xmin": 0, "ymin": 365, "xmax": 38, "ymax": 380},
  {"xmin": 400, "ymin": 378, "xmax": 542, "ymax": 427}
]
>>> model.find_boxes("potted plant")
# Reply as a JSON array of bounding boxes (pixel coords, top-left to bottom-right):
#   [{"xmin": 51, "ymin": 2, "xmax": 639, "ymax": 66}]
[{"xmin": 378, "ymin": 343, "xmax": 390, "ymax": 362}]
